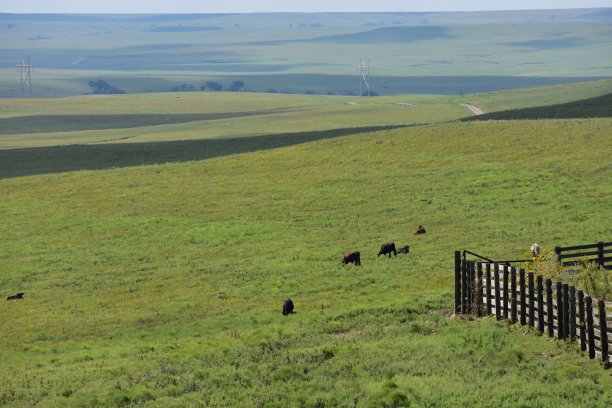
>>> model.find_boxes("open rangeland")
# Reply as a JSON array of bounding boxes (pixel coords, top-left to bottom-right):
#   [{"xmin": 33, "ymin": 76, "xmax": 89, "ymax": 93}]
[
  {"xmin": 1, "ymin": 10, "xmax": 611, "ymax": 97},
  {"xmin": 1, "ymin": 80, "xmax": 611, "ymax": 406}
]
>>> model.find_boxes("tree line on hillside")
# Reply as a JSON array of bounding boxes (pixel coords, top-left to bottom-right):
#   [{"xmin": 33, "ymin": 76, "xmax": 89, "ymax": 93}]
[
  {"xmin": 173, "ymin": 80, "xmax": 246, "ymax": 93},
  {"xmin": 171, "ymin": 80, "xmax": 379, "ymax": 96},
  {"xmin": 85, "ymin": 78, "xmax": 379, "ymax": 96},
  {"xmin": 88, "ymin": 80, "xmax": 125, "ymax": 94}
]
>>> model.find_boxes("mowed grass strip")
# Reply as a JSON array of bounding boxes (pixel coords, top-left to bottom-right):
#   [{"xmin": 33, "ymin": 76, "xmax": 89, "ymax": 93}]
[{"xmin": 0, "ymin": 118, "xmax": 611, "ymax": 407}]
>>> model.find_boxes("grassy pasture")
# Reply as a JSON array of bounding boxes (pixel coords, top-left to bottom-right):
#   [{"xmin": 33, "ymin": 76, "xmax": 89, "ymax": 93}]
[
  {"xmin": 464, "ymin": 78, "xmax": 612, "ymax": 113},
  {"xmin": 1, "ymin": 110, "xmax": 611, "ymax": 406},
  {"xmin": 2, "ymin": 80, "xmax": 612, "ymax": 178},
  {"xmin": 0, "ymin": 92, "xmax": 467, "ymax": 151},
  {"xmin": 469, "ymin": 92, "xmax": 612, "ymax": 120}
]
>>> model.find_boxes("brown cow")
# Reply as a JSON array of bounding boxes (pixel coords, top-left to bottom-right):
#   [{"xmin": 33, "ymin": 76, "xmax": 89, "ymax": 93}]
[
  {"xmin": 413, "ymin": 225, "xmax": 426, "ymax": 235},
  {"xmin": 342, "ymin": 251, "xmax": 361, "ymax": 266}
]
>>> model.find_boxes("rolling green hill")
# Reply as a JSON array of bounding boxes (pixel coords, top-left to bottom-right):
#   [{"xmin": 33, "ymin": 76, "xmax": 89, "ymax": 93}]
[
  {"xmin": 1, "ymin": 81, "xmax": 611, "ymax": 406},
  {"xmin": 0, "ymin": 92, "xmax": 467, "ymax": 152},
  {"xmin": 2, "ymin": 80, "xmax": 611, "ymax": 178},
  {"xmin": 469, "ymin": 92, "xmax": 612, "ymax": 120},
  {"xmin": 464, "ymin": 78, "xmax": 612, "ymax": 113}
]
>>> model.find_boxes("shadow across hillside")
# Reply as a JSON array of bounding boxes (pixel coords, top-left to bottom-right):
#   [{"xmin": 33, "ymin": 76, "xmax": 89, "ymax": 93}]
[
  {"xmin": 0, "ymin": 125, "xmax": 403, "ymax": 179},
  {"xmin": 463, "ymin": 93, "xmax": 612, "ymax": 121},
  {"xmin": 0, "ymin": 109, "xmax": 292, "ymax": 135}
]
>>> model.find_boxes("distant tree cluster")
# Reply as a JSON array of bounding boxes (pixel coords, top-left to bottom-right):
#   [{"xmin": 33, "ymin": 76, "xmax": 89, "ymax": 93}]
[
  {"xmin": 88, "ymin": 80, "xmax": 125, "ymax": 94},
  {"xmin": 202, "ymin": 81, "xmax": 223, "ymax": 92},
  {"xmin": 171, "ymin": 80, "xmax": 247, "ymax": 93},
  {"xmin": 172, "ymin": 84, "xmax": 195, "ymax": 92},
  {"xmin": 228, "ymin": 80, "xmax": 245, "ymax": 92}
]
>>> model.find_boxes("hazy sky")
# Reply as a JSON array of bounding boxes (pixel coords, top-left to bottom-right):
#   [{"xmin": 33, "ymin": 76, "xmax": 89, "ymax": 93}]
[{"xmin": 2, "ymin": 1, "xmax": 611, "ymax": 13}]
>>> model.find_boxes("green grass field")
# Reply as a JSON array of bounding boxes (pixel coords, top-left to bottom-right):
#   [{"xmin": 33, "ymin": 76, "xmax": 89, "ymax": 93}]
[{"xmin": 1, "ymin": 80, "xmax": 611, "ymax": 406}]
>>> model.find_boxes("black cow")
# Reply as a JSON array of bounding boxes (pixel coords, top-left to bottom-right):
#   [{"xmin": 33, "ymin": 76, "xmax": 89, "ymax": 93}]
[
  {"xmin": 342, "ymin": 251, "xmax": 361, "ymax": 266},
  {"xmin": 7, "ymin": 292, "xmax": 24, "ymax": 301},
  {"xmin": 283, "ymin": 299, "xmax": 295, "ymax": 316},
  {"xmin": 378, "ymin": 242, "xmax": 397, "ymax": 258},
  {"xmin": 397, "ymin": 245, "xmax": 410, "ymax": 254}
]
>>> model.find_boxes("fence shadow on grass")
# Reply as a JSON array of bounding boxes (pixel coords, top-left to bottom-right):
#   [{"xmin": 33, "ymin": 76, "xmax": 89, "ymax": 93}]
[
  {"xmin": 463, "ymin": 93, "xmax": 612, "ymax": 121},
  {"xmin": 0, "ymin": 125, "xmax": 403, "ymax": 179}
]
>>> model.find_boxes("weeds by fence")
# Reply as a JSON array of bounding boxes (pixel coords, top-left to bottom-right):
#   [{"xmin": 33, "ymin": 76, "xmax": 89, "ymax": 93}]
[{"xmin": 454, "ymin": 251, "xmax": 612, "ymax": 366}]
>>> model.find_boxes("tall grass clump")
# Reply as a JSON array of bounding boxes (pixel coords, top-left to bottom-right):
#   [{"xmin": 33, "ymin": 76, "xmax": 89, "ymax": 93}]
[{"xmin": 525, "ymin": 249, "xmax": 611, "ymax": 300}]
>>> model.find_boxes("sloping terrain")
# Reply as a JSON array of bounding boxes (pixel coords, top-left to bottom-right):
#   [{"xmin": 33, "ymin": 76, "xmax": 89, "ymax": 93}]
[
  {"xmin": 1, "ymin": 90, "xmax": 611, "ymax": 406},
  {"xmin": 467, "ymin": 92, "xmax": 612, "ymax": 120}
]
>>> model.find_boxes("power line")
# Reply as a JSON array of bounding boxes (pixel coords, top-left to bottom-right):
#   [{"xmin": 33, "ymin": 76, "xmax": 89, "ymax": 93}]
[
  {"xmin": 18, "ymin": 58, "xmax": 32, "ymax": 98},
  {"xmin": 358, "ymin": 58, "xmax": 372, "ymax": 97}
]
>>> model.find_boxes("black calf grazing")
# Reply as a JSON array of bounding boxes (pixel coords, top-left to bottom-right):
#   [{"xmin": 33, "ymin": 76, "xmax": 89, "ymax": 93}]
[
  {"xmin": 282, "ymin": 299, "xmax": 295, "ymax": 316},
  {"xmin": 378, "ymin": 242, "xmax": 397, "ymax": 258},
  {"xmin": 7, "ymin": 292, "xmax": 24, "ymax": 301}
]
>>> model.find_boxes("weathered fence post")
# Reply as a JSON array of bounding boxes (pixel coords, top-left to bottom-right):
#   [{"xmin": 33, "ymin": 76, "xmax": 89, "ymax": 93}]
[
  {"xmin": 467, "ymin": 261, "xmax": 473, "ymax": 314},
  {"xmin": 597, "ymin": 241, "xmax": 605, "ymax": 268},
  {"xmin": 578, "ymin": 290, "xmax": 586, "ymax": 351},
  {"xmin": 528, "ymin": 272, "xmax": 535, "ymax": 328},
  {"xmin": 510, "ymin": 267, "xmax": 517, "ymax": 323},
  {"xmin": 554, "ymin": 246, "xmax": 561, "ymax": 262},
  {"xmin": 556, "ymin": 282, "xmax": 564, "ymax": 340},
  {"xmin": 569, "ymin": 286, "xmax": 576, "ymax": 341},
  {"xmin": 494, "ymin": 263, "xmax": 501, "ymax": 321},
  {"xmin": 563, "ymin": 284, "xmax": 570, "ymax": 339},
  {"xmin": 586, "ymin": 296, "xmax": 595, "ymax": 359},
  {"xmin": 486, "ymin": 263, "xmax": 492, "ymax": 315},
  {"xmin": 537, "ymin": 275, "xmax": 544, "ymax": 333},
  {"xmin": 455, "ymin": 251, "xmax": 461, "ymax": 314},
  {"xmin": 546, "ymin": 279, "xmax": 554, "ymax": 337},
  {"xmin": 519, "ymin": 269, "xmax": 526, "ymax": 325},
  {"xmin": 461, "ymin": 258, "xmax": 468, "ymax": 314},
  {"xmin": 477, "ymin": 262, "xmax": 483, "ymax": 317},
  {"xmin": 598, "ymin": 300, "xmax": 609, "ymax": 364},
  {"xmin": 502, "ymin": 265, "xmax": 509, "ymax": 320},
  {"xmin": 470, "ymin": 261, "xmax": 476, "ymax": 313}
]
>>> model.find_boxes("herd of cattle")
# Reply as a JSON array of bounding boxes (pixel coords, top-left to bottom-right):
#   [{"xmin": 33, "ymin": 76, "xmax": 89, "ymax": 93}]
[
  {"xmin": 6, "ymin": 226, "xmax": 430, "ymax": 319},
  {"xmin": 284, "ymin": 225, "xmax": 427, "ymax": 316},
  {"xmin": 342, "ymin": 225, "xmax": 426, "ymax": 266}
]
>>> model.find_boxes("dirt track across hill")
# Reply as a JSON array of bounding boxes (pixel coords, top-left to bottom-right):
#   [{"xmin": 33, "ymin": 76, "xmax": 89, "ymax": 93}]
[{"xmin": 460, "ymin": 103, "xmax": 485, "ymax": 115}]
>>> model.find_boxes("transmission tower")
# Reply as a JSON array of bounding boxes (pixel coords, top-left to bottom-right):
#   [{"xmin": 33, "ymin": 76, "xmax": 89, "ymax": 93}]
[
  {"xmin": 358, "ymin": 58, "xmax": 372, "ymax": 97},
  {"xmin": 18, "ymin": 58, "xmax": 32, "ymax": 98}
]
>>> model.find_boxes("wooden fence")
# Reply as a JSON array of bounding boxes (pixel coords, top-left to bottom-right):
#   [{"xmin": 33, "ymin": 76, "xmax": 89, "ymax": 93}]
[
  {"xmin": 454, "ymin": 251, "xmax": 612, "ymax": 365},
  {"xmin": 555, "ymin": 241, "xmax": 612, "ymax": 270}
]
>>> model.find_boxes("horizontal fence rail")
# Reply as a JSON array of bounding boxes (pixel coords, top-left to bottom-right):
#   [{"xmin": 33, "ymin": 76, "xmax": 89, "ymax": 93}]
[
  {"xmin": 555, "ymin": 241, "xmax": 612, "ymax": 270},
  {"xmin": 454, "ymin": 251, "xmax": 612, "ymax": 366}
]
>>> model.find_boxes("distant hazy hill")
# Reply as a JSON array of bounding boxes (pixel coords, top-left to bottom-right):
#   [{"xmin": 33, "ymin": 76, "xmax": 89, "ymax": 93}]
[{"xmin": 0, "ymin": 9, "xmax": 610, "ymax": 97}]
